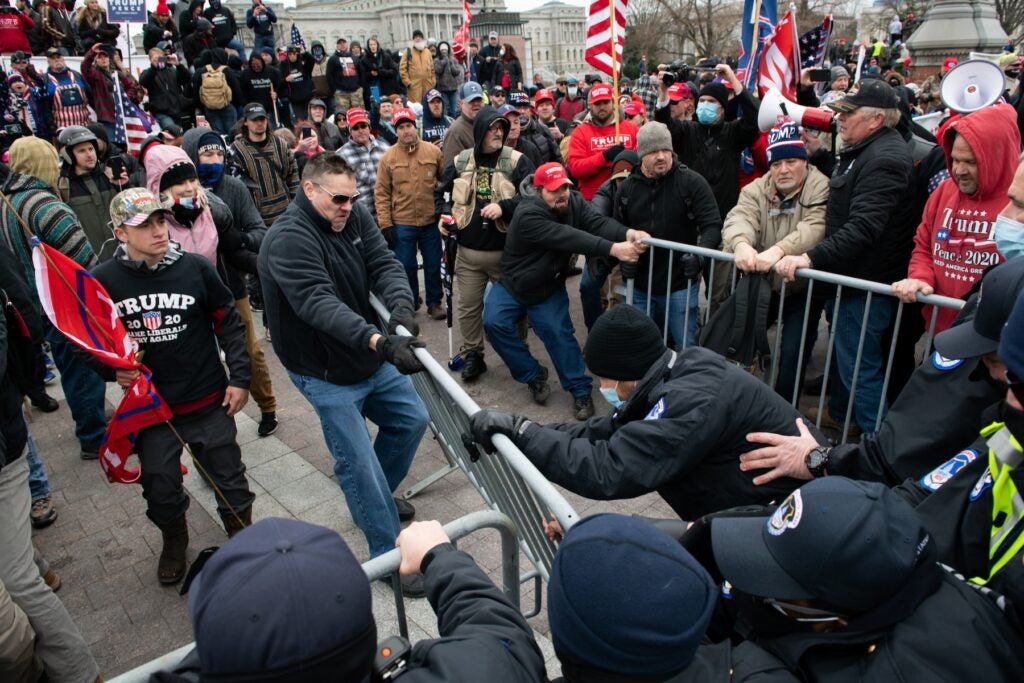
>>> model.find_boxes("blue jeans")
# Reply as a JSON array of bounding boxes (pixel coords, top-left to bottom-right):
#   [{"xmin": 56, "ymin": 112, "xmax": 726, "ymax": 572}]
[
  {"xmin": 288, "ymin": 364, "xmax": 428, "ymax": 558},
  {"xmin": 441, "ymin": 90, "xmax": 459, "ymax": 118},
  {"xmin": 44, "ymin": 320, "xmax": 106, "ymax": 448},
  {"xmin": 205, "ymin": 106, "xmax": 237, "ymax": 136},
  {"xmin": 483, "ymin": 283, "xmax": 591, "ymax": 397},
  {"xmin": 25, "ymin": 427, "xmax": 50, "ymax": 502},
  {"xmin": 252, "ymin": 33, "xmax": 275, "ymax": 57},
  {"xmin": 225, "ymin": 37, "xmax": 246, "ymax": 62},
  {"xmin": 631, "ymin": 283, "xmax": 700, "ymax": 349},
  {"xmin": 827, "ymin": 293, "xmax": 896, "ymax": 433},
  {"xmin": 393, "ymin": 224, "xmax": 442, "ymax": 308},
  {"xmin": 579, "ymin": 265, "xmax": 605, "ymax": 331}
]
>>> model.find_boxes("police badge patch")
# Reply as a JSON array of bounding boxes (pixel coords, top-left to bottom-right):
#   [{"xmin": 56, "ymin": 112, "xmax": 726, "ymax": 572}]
[
  {"xmin": 919, "ymin": 449, "xmax": 979, "ymax": 492},
  {"xmin": 766, "ymin": 490, "xmax": 803, "ymax": 537}
]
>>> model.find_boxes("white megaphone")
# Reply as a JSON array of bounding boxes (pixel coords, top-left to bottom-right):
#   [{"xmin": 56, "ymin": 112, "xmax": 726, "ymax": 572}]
[
  {"xmin": 758, "ymin": 89, "xmax": 835, "ymax": 133},
  {"xmin": 940, "ymin": 59, "xmax": 1005, "ymax": 113}
]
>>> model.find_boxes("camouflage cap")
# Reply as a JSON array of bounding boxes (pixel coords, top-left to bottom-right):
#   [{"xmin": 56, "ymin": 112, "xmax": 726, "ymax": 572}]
[{"xmin": 109, "ymin": 188, "xmax": 169, "ymax": 228}]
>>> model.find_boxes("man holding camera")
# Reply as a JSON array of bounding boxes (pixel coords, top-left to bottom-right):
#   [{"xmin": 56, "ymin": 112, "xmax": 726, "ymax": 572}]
[
  {"xmin": 654, "ymin": 63, "xmax": 759, "ymax": 219},
  {"xmin": 245, "ymin": 0, "xmax": 277, "ymax": 56},
  {"xmin": 56, "ymin": 125, "xmax": 126, "ymax": 262},
  {"xmin": 140, "ymin": 45, "xmax": 192, "ymax": 130}
]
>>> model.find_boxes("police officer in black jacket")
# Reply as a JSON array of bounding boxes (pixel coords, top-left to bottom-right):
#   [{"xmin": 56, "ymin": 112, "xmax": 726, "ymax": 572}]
[{"xmin": 471, "ymin": 305, "xmax": 827, "ymax": 521}]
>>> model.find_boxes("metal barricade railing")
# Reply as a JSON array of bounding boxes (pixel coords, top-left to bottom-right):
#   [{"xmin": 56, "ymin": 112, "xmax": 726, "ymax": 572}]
[
  {"xmin": 370, "ymin": 295, "xmax": 578, "ymax": 584},
  {"xmin": 618, "ymin": 238, "xmax": 965, "ymax": 443},
  {"xmin": 109, "ymin": 510, "xmax": 520, "ymax": 683}
]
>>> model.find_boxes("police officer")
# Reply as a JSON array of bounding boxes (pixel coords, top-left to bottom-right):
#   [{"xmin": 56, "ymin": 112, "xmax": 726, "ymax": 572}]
[{"xmin": 470, "ymin": 304, "xmax": 827, "ymax": 521}]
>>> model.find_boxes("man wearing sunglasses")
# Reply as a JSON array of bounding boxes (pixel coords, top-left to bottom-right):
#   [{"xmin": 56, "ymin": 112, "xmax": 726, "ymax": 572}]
[
  {"xmin": 258, "ymin": 153, "xmax": 430, "ymax": 597},
  {"xmin": 710, "ymin": 477, "xmax": 1024, "ymax": 681}
]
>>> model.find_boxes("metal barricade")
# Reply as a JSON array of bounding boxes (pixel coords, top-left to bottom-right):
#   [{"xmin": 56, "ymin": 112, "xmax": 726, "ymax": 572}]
[
  {"xmin": 370, "ymin": 295, "xmax": 578, "ymax": 583},
  {"xmin": 618, "ymin": 237, "xmax": 965, "ymax": 443},
  {"xmin": 108, "ymin": 510, "xmax": 521, "ymax": 683}
]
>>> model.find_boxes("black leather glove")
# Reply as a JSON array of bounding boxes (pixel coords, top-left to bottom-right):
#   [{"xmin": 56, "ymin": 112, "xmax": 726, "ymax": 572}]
[
  {"xmin": 387, "ymin": 303, "xmax": 419, "ymax": 336},
  {"xmin": 469, "ymin": 409, "xmax": 532, "ymax": 453},
  {"xmin": 603, "ymin": 144, "xmax": 626, "ymax": 162},
  {"xmin": 681, "ymin": 253, "xmax": 703, "ymax": 281},
  {"xmin": 381, "ymin": 226, "xmax": 397, "ymax": 250},
  {"xmin": 376, "ymin": 335, "xmax": 425, "ymax": 374}
]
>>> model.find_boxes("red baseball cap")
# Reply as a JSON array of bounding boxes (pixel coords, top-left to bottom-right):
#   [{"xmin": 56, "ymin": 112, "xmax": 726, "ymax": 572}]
[
  {"xmin": 346, "ymin": 107, "xmax": 369, "ymax": 127},
  {"xmin": 534, "ymin": 88, "xmax": 555, "ymax": 105},
  {"xmin": 667, "ymin": 82, "xmax": 692, "ymax": 102},
  {"xmin": 625, "ymin": 102, "xmax": 645, "ymax": 117},
  {"xmin": 588, "ymin": 83, "xmax": 614, "ymax": 103},
  {"xmin": 535, "ymin": 162, "xmax": 574, "ymax": 191},
  {"xmin": 392, "ymin": 107, "xmax": 416, "ymax": 127},
  {"xmin": 943, "ymin": 56, "xmax": 959, "ymax": 71}
]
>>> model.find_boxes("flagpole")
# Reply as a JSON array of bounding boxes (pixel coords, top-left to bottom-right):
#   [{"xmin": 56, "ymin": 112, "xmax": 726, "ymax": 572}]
[
  {"xmin": 609, "ymin": 0, "xmax": 620, "ymax": 141},
  {"xmin": 789, "ymin": 3, "xmax": 801, "ymax": 84},
  {"xmin": 748, "ymin": 0, "xmax": 763, "ymax": 89}
]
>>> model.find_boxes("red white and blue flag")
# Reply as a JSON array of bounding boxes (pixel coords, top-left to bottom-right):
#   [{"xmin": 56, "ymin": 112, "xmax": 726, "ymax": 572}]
[
  {"xmin": 757, "ymin": 8, "xmax": 800, "ymax": 100},
  {"xmin": 454, "ymin": 1, "xmax": 472, "ymax": 49},
  {"xmin": 799, "ymin": 14, "xmax": 832, "ymax": 69},
  {"xmin": 585, "ymin": 0, "xmax": 627, "ymax": 78},
  {"xmin": 290, "ymin": 23, "xmax": 306, "ymax": 51},
  {"xmin": 113, "ymin": 77, "xmax": 157, "ymax": 158},
  {"xmin": 31, "ymin": 239, "xmax": 172, "ymax": 484},
  {"xmin": 737, "ymin": 0, "xmax": 778, "ymax": 91}
]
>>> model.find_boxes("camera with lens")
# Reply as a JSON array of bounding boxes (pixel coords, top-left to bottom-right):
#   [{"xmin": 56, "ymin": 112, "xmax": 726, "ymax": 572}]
[{"xmin": 661, "ymin": 60, "xmax": 693, "ymax": 87}]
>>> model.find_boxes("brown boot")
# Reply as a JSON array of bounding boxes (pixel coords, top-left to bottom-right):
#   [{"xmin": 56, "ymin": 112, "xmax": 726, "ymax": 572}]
[
  {"xmin": 220, "ymin": 506, "xmax": 252, "ymax": 539},
  {"xmin": 156, "ymin": 516, "xmax": 189, "ymax": 585}
]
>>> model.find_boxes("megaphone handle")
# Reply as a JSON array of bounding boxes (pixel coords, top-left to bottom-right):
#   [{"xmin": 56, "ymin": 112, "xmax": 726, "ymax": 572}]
[
  {"xmin": 830, "ymin": 119, "xmax": 837, "ymax": 157},
  {"xmin": 780, "ymin": 102, "xmax": 788, "ymax": 117}
]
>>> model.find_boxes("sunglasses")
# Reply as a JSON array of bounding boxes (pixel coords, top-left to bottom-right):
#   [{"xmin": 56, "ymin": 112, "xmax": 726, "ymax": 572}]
[
  {"xmin": 351, "ymin": 123, "xmax": 369, "ymax": 130},
  {"xmin": 315, "ymin": 183, "xmax": 358, "ymax": 206},
  {"xmin": 1008, "ymin": 369, "xmax": 1024, "ymax": 402},
  {"xmin": 763, "ymin": 598, "xmax": 848, "ymax": 623}
]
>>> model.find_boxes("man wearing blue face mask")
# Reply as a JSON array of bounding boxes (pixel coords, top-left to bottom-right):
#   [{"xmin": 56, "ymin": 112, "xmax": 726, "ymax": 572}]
[
  {"xmin": 997, "ymin": 156, "xmax": 1024, "ymax": 261},
  {"xmin": 470, "ymin": 304, "xmax": 826, "ymax": 521},
  {"xmin": 654, "ymin": 64, "xmax": 760, "ymax": 220},
  {"xmin": 182, "ymin": 127, "xmax": 280, "ymax": 438},
  {"xmin": 892, "ymin": 103, "xmax": 1020, "ymax": 333}
]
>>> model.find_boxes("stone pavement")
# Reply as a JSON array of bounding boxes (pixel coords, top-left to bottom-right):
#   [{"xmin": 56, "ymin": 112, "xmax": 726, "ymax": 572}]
[{"xmin": 28, "ymin": 285, "xmax": 674, "ymax": 680}]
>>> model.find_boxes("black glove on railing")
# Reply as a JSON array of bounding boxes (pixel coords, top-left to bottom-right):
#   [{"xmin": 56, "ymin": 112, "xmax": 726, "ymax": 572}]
[{"xmin": 376, "ymin": 335, "xmax": 425, "ymax": 374}]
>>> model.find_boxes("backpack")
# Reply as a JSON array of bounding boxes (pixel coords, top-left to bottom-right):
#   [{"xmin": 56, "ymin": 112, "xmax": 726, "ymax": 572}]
[
  {"xmin": 0, "ymin": 287, "xmax": 40, "ymax": 395},
  {"xmin": 698, "ymin": 273, "xmax": 771, "ymax": 371},
  {"xmin": 200, "ymin": 65, "xmax": 232, "ymax": 110}
]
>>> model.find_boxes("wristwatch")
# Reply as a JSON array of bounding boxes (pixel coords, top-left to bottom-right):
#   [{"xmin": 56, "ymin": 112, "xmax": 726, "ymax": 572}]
[{"xmin": 805, "ymin": 446, "xmax": 831, "ymax": 478}]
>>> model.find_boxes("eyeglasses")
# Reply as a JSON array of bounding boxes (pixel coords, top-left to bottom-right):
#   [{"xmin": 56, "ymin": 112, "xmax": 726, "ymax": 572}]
[
  {"xmin": 1008, "ymin": 369, "xmax": 1024, "ymax": 402},
  {"xmin": 315, "ymin": 183, "xmax": 358, "ymax": 206},
  {"xmin": 763, "ymin": 598, "xmax": 848, "ymax": 623}
]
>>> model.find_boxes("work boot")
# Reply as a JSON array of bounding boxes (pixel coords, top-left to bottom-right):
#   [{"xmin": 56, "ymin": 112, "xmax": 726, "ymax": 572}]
[
  {"xmin": 427, "ymin": 304, "xmax": 446, "ymax": 320},
  {"xmin": 27, "ymin": 387, "xmax": 59, "ymax": 413},
  {"xmin": 805, "ymin": 406, "xmax": 861, "ymax": 438},
  {"xmin": 394, "ymin": 496, "xmax": 415, "ymax": 521},
  {"xmin": 80, "ymin": 441, "xmax": 100, "ymax": 461},
  {"xmin": 528, "ymin": 366, "xmax": 550, "ymax": 405},
  {"xmin": 573, "ymin": 395, "xmax": 595, "ymax": 421},
  {"xmin": 220, "ymin": 505, "xmax": 253, "ymax": 538},
  {"xmin": 30, "ymin": 496, "xmax": 57, "ymax": 528},
  {"xmin": 461, "ymin": 351, "xmax": 486, "ymax": 382},
  {"xmin": 43, "ymin": 568, "xmax": 61, "ymax": 592},
  {"xmin": 157, "ymin": 516, "xmax": 189, "ymax": 585}
]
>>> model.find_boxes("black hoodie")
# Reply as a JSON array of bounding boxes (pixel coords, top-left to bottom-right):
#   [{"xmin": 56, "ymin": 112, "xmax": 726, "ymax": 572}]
[{"xmin": 434, "ymin": 107, "xmax": 535, "ymax": 252}]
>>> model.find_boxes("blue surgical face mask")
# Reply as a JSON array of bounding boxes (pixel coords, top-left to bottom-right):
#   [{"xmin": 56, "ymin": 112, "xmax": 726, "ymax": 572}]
[
  {"xmin": 995, "ymin": 213, "xmax": 1024, "ymax": 260},
  {"xmin": 196, "ymin": 162, "xmax": 224, "ymax": 188},
  {"xmin": 600, "ymin": 384, "xmax": 625, "ymax": 410},
  {"xmin": 696, "ymin": 101, "xmax": 719, "ymax": 125}
]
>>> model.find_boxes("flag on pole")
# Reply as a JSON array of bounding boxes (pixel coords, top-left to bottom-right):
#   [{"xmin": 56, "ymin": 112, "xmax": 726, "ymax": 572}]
[
  {"xmin": 799, "ymin": 14, "xmax": 833, "ymax": 69},
  {"xmin": 31, "ymin": 239, "xmax": 172, "ymax": 484},
  {"xmin": 113, "ymin": 77, "xmax": 157, "ymax": 158},
  {"xmin": 737, "ymin": 0, "xmax": 778, "ymax": 91},
  {"xmin": 757, "ymin": 8, "xmax": 800, "ymax": 100},
  {"xmin": 585, "ymin": 0, "xmax": 627, "ymax": 78},
  {"xmin": 454, "ymin": 0, "xmax": 472, "ymax": 48},
  {"xmin": 854, "ymin": 43, "xmax": 867, "ymax": 83},
  {"xmin": 290, "ymin": 23, "xmax": 305, "ymax": 50}
]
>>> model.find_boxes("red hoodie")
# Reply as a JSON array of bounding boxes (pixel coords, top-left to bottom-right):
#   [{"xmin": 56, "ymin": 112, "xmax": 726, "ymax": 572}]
[
  {"xmin": 0, "ymin": 7, "xmax": 33, "ymax": 54},
  {"xmin": 907, "ymin": 103, "xmax": 1020, "ymax": 332},
  {"xmin": 567, "ymin": 117, "xmax": 638, "ymax": 200}
]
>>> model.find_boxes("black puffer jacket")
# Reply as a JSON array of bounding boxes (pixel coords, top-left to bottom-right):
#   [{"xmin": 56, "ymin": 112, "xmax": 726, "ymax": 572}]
[
  {"xmin": 501, "ymin": 187, "xmax": 627, "ymax": 306},
  {"xmin": 515, "ymin": 347, "xmax": 825, "ymax": 520},
  {"xmin": 139, "ymin": 62, "xmax": 192, "ymax": 118},
  {"xmin": 654, "ymin": 88, "xmax": 760, "ymax": 219},
  {"xmin": 0, "ymin": 243, "xmax": 37, "ymax": 470},
  {"xmin": 614, "ymin": 161, "xmax": 722, "ymax": 295},
  {"xmin": 806, "ymin": 126, "xmax": 915, "ymax": 284}
]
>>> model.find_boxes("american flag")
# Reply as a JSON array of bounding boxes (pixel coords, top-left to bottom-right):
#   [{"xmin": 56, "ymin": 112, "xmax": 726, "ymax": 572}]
[
  {"xmin": 799, "ymin": 14, "xmax": 832, "ymax": 69},
  {"xmin": 585, "ymin": 0, "xmax": 627, "ymax": 78},
  {"xmin": 737, "ymin": 0, "xmax": 777, "ymax": 91},
  {"xmin": 113, "ymin": 77, "xmax": 157, "ymax": 158},
  {"xmin": 454, "ymin": 1, "xmax": 472, "ymax": 47},
  {"xmin": 290, "ymin": 23, "xmax": 305, "ymax": 51}
]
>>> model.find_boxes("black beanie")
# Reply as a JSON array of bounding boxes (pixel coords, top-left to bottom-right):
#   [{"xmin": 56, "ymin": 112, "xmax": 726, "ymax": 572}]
[
  {"xmin": 584, "ymin": 305, "xmax": 666, "ymax": 380},
  {"xmin": 197, "ymin": 131, "xmax": 226, "ymax": 157},
  {"xmin": 159, "ymin": 159, "xmax": 198, "ymax": 191},
  {"xmin": 699, "ymin": 82, "xmax": 730, "ymax": 110}
]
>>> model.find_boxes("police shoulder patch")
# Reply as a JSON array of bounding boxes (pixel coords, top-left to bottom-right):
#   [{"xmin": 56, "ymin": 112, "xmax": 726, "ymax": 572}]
[
  {"xmin": 931, "ymin": 351, "xmax": 964, "ymax": 371},
  {"xmin": 970, "ymin": 468, "xmax": 994, "ymax": 502},
  {"xmin": 644, "ymin": 397, "xmax": 666, "ymax": 421},
  {"xmin": 919, "ymin": 449, "xmax": 980, "ymax": 492}
]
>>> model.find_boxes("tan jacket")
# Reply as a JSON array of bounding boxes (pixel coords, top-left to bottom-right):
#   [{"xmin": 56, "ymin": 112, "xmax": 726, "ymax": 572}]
[
  {"xmin": 720, "ymin": 164, "xmax": 829, "ymax": 292},
  {"xmin": 399, "ymin": 46, "xmax": 435, "ymax": 104},
  {"xmin": 374, "ymin": 140, "xmax": 443, "ymax": 229}
]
